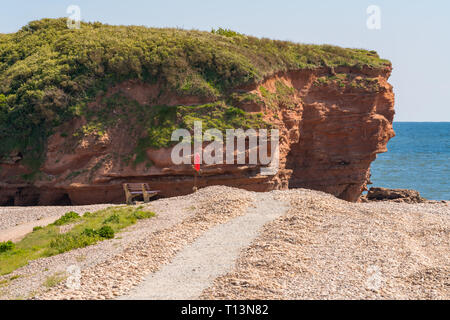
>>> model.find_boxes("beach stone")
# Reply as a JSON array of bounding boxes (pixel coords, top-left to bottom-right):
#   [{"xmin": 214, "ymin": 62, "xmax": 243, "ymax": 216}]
[{"xmin": 366, "ymin": 187, "xmax": 426, "ymax": 203}]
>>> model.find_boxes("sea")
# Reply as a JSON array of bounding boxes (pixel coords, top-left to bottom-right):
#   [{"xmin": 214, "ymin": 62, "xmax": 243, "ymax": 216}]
[{"xmin": 369, "ymin": 122, "xmax": 449, "ymax": 200}]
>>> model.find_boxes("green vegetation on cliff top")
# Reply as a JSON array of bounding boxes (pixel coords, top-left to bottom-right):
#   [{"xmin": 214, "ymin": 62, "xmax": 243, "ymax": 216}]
[{"xmin": 0, "ymin": 18, "xmax": 390, "ymax": 168}]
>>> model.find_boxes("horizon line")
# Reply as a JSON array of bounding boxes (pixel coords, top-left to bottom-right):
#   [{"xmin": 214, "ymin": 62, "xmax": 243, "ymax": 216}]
[{"xmin": 394, "ymin": 121, "xmax": 449, "ymax": 123}]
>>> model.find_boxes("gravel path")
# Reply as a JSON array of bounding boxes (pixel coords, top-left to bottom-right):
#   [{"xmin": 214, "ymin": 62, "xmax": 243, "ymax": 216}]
[
  {"xmin": 122, "ymin": 193, "xmax": 289, "ymax": 300},
  {"xmin": 33, "ymin": 186, "xmax": 253, "ymax": 300},
  {"xmin": 0, "ymin": 215, "xmax": 61, "ymax": 242}
]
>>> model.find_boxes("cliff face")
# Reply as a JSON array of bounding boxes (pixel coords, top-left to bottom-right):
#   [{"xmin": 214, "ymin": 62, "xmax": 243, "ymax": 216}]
[{"xmin": 0, "ymin": 65, "xmax": 394, "ymax": 205}]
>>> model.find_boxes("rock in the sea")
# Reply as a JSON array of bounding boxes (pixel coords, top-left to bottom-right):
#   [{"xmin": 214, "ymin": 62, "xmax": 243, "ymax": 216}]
[{"xmin": 365, "ymin": 187, "xmax": 427, "ymax": 203}]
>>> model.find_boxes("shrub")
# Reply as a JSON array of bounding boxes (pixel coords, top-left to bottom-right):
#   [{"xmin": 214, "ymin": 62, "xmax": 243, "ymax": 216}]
[
  {"xmin": 81, "ymin": 228, "xmax": 97, "ymax": 237},
  {"xmin": 48, "ymin": 234, "xmax": 98, "ymax": 255},
  {"xmin": 131, "ymin": 210, "xmax": 155, "ymax": 220},
  {"xmin": 53, "ymin": 211, "xmax": 80, "ymax": 226},
  {"xmin": 0, "ymin": 241, "xmax": 14, "ymax": 253},
  {"xmin": 102, "ymin": 213, "xmax": 120, "ymax": 224},
  {"xmin": 82, "ymin": 212, "xmax": 93, "ymax": 218},
  {"xmin": 211, "ymin": 28, "xmax": 242, "ymax": 38},
  {"xmin": 32, "ymin": 226, "xmax": 43, "ymax": 232},
  {"xmin": 97, "ymin": 226, "xmax": 115, "ymax": 239}
]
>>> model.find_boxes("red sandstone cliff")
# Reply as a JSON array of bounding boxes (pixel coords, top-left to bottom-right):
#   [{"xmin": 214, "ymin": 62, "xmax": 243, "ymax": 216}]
[{"xmin": 0, "ymin": 66, "xmax": 395, "ymax": 205}]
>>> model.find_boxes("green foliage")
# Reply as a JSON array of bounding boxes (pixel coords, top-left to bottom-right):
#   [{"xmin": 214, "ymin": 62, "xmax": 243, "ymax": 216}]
[
  {"xmin": 313, "ymin": 73, "xmax": 381, "ymax": 91},
  {"xmin": 97, "ymin": 226, "xmax": 115, "ymax": 239},
  {"xmin": 131, "ymin": 208, "xmax": 156, "ymax": 220},
  {"xmin": 81, "ymin": 228, "xmax": 97, "ymax": 237},
  {"xmin": 0, "ymin": 205, "xmax": 155, "ymax": 275},
  {"xmin": 52, "ymin": 211, "xmax": 80, "ymax": 226},
  {"xmin": 313, "ymin": 76, "xmax": 330, "ymax": 86},
  {"xmin": 274, "ymin": 81, "xmax": 297, "ymax": 109},
  {"xmin": 102, "ymin": 213, "xmax": 120, "ymax": 224},
  {"xmin": 259, "ymin": 81, "xmax": 297, "ymax": 110},
  {"xmin": 132, "ymin": 100, "xmax": 270, "ymax": 162},
  {"xmin": 230, "ymin": 92, "xmax": 264, "ymax": 105},
  {"xmin": 47, "ymin": 233, "xmax": 99, "ymax": 255},
  {"xmin": 0, "ymin": 18, "xmax": 390, "ymax": 169},
  {"xmin": 0, "ymin": 241, "xmax": 14, "ymax": 253},
  {"xmin": 43, "ymin": 272, "xmax": 66, "ymax": 288},
  {"xmin": 211, "ymin": 28, "xmax": 242, "ymax": 38},
  {"xmin": 32, "ymin": 226, "xmax": 43, "ymax": 232}
]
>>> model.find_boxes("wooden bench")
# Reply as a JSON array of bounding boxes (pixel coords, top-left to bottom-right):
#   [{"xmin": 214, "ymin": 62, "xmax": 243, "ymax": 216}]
[{"xmin": 123, "ymin": 183, "xmax": 159, "ymax": 205}]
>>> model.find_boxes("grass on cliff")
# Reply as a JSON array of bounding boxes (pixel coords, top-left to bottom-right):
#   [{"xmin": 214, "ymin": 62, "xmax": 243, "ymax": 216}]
[
  {"xmin": 135, "ymin": 102, "xmax": 268, "ymax": 159},
  {"xmin": 313, "ymin": 73, "xmax": 381, "ymax": 91},
  {"xmin": 73, "ymin": 93, "xmax": 270, "ymax": 165},
  {"xmin": 0, "ymin": 206, "xmax": 155, "ymax": 275},
  {"xmin": 0, "ymin": 18, "xmax": 391, "ymax": 170}
]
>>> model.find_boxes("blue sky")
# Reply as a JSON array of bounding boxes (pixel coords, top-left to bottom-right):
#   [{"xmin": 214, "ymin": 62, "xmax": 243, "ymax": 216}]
[{"xmin": 1, "ymin": 0, "xmax": 449, "ymax": 121}]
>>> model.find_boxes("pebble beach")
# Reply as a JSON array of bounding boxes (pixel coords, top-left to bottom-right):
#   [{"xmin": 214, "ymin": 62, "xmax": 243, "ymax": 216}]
[{"xmin": 0, "ymin": 186, "xmax": 448, "ymax": 300}]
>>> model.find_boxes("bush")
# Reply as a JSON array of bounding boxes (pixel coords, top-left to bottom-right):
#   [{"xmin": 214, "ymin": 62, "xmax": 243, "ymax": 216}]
[
  {"xmin": 82, "ymin": 212, "xmax": 93, "ymax": 218},
  {"xmin": 48, "ymin": 234, "xmax": 98, "ymax": 255},
  {"xmin": 211, "ymin": 28, "xmax": 242, "ymax": 38},
  {"xmin": 0, "ymin": 241, "xmax": 14, "ymax": 253},
  {"xmin": 103, "ymin": 213, "xmax": 120, "ymax": 224},
  {"xmin": 131, "ymin": 210, "xmax": 155, "ymax": 220},
  {"xmin": 81, "ymin": 228, "xmax": 97, "ymax": 237},
  {"xmin": 32, "ymin": 226, "xmax": 43, "ymax": 232},
  {"xmin": 53, "ymin": 211, "xmax": 80, "ymax": 226},
  {"xmin": 97, "ymin": 226, "xmax": 115, "ymax": 239}
]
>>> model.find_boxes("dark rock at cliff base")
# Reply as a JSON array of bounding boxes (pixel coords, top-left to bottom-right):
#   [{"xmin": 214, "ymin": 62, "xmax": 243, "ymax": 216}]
[{"xmin": 363, "ymin": 187, "xmax": 427, "ymax": 203}]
